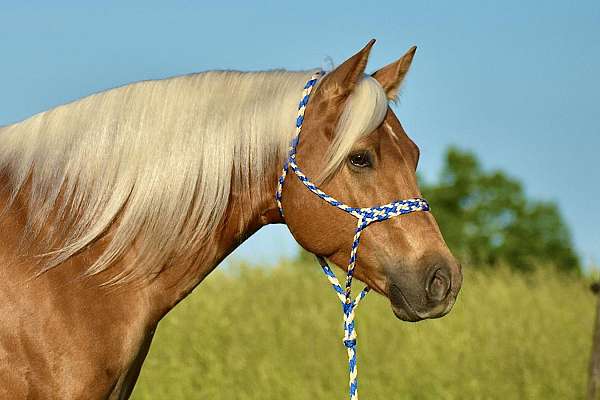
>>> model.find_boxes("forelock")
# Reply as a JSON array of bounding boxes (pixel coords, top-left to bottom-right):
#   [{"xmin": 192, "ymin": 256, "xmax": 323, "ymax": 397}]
[{"xmin": 319, "ymin": 75, "xmax": 388, "ymax": 181}]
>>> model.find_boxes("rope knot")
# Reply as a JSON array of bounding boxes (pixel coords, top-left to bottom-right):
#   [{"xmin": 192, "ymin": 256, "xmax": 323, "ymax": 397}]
[{"xmin": 343, "ymin": 301, "xmax": 354, "ymax": 315}]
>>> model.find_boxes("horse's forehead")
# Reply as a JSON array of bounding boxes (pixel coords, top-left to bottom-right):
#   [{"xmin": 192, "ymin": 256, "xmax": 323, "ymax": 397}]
[{"xmin": 379, "ymin": 110, "xmax": 420, "ymax": 164}]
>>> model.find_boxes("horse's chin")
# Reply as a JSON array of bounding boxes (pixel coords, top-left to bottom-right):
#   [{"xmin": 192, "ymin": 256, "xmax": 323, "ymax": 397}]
[
  {"xmin": 391, "ymin": 299, "xmax": 455, "ymax": 322},
  {"xmin": 391, "ymin": 303, "xmax": 424, "ymax": 322}
]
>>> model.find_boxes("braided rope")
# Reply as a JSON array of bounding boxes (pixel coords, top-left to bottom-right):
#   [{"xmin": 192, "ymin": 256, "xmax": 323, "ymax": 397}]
[{"xmin": 276, "ymin": 71, "xmax": 430, "ymax": 399}]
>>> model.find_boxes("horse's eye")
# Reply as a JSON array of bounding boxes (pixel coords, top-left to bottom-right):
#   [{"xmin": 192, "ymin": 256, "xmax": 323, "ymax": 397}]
[{"xmin": 348, "ymin": 151, "xmax": 372, "ymax": 168}]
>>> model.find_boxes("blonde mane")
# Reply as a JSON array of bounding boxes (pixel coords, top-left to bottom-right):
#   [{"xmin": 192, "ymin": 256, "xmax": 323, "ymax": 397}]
[{"xmin": 0, "ymin": 69, "xmax": 388, "ymax": 282}]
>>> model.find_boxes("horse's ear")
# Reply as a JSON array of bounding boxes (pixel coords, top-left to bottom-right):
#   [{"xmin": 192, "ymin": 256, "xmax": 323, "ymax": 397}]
[
  {"xmin": 371, "ymin": 45, "xmax": 417, "ymax": 101},
  {"xmin": 318, "ymin": 39, "xmax": 375, "ymax": 103}
]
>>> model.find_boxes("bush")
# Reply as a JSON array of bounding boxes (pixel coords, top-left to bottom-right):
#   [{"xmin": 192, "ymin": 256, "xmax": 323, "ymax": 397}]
[{"xmin": 421, "ymin": 147, "xmax": 580, "ymax": 272}]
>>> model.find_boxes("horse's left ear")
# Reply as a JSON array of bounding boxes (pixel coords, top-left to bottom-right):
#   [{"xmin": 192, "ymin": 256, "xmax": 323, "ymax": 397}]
[{"xmin": 372, "ymin": 46, "xmax": 417, "ymax": 101}]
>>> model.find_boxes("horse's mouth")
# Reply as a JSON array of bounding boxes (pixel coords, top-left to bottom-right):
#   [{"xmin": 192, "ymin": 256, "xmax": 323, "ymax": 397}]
[{"xmin": 389, "ymin": 283, "xmax": 423, "ymax": 322}]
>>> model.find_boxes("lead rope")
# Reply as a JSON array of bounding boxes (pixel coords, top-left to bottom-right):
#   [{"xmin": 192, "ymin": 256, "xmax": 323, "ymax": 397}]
[{"xmin": 276, "ymin": 71, "xmax": 430, "ymax": 400}]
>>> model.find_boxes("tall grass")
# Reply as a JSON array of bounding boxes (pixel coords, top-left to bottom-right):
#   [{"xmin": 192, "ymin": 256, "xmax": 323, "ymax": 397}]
[{"xmin": 132, "ymin": 261, "xmax": 594, "ymax": 399}]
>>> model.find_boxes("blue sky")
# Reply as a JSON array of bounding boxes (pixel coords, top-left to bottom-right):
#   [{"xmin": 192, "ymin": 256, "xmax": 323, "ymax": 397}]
[{"xmin": 1, "ymin": 1, "xmax": 598, "ymax": 267}]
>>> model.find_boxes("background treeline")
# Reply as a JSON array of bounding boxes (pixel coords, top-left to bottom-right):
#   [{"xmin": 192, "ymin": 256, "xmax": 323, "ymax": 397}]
[{"xmin": 421, "ymin": 147, "xmax": 579, "ymax": 272}]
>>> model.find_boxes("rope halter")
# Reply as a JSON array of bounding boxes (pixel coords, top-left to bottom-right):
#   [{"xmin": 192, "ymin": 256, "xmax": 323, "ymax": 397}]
[{"xmin": 276, "ymin": 71, "xmax": 430, "ymax": 400}]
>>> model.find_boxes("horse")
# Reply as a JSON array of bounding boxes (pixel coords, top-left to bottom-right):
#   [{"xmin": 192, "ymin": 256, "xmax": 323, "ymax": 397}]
[{"xmin": 0, "ymin": 40, "xmax": 462, "ymax": 399}]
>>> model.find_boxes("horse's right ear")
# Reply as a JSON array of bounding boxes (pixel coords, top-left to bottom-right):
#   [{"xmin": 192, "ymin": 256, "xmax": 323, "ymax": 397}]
[
  {"xmin": 317, "ymin": 39, "xmax": 375, "ymax": 104},
  {"xmin": 371, "ymin": 45, "xmax": 417, "ymax": 101}
]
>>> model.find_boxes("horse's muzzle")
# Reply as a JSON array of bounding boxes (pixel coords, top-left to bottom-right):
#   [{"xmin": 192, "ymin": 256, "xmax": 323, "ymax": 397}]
[{"xmin": 387, "ymin": 256, "xmax": 462, "ymax": 322}]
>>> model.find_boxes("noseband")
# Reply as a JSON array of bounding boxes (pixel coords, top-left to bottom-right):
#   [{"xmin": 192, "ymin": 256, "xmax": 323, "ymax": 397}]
[{"xmin": 276, "ymin": 71, "xmax": 430, "ymax": 400}]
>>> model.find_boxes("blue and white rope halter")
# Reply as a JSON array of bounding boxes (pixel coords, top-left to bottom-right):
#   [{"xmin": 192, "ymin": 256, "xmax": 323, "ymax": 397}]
[{"xmin": 276, "ymin": 71, "xmax": 430, "ymax": 400}]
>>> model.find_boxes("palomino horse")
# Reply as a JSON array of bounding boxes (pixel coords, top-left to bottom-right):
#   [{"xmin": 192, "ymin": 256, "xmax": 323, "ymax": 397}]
[{"xmin": 0, "ymin": 40, "xmax": 462, "ymax": 399}]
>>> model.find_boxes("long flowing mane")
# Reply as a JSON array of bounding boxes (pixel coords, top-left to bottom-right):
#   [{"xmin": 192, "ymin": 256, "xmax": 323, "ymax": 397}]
[{"xmin": 0, "ymin": 69, "xmax": 387, "ymax": 282}]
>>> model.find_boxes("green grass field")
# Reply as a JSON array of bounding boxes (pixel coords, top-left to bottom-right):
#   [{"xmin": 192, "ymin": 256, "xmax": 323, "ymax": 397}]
[{"xmin": 132, "ymin": 261, "xmax": 595, "ymax": 399}]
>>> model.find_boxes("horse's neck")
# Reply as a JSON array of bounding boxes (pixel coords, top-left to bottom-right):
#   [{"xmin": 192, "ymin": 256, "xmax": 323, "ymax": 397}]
[
  {"xmin": 147, "ymin": 163, "xmax": 284, "ymax": 316},
  {"xmin": 0, "ymin": 156, "xmax": 283, "ymax": 325},
  {"xmin": 0, "ymin": 69, "xmax": 303, "ymax": 321}
]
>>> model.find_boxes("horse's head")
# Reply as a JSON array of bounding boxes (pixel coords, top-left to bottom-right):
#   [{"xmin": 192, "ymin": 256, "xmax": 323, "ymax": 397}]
[{"xmin": 280, "ymin": 40, "xmax": 462, "ymax": 322}]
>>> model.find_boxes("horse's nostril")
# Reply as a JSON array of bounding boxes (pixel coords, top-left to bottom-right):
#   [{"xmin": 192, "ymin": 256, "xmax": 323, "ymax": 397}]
[{"xmin": 426, "ymin": 267, "xmax": 451, "ymax": 303}]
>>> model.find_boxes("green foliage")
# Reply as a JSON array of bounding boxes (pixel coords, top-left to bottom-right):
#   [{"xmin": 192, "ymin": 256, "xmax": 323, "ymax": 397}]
[
  {"xmin": 132, "ymin": 261, "xmax": 593, "ymax": 399},
  {"xmin": 421, "ymin": 147, "xmax": 580, "ymax": 271}
]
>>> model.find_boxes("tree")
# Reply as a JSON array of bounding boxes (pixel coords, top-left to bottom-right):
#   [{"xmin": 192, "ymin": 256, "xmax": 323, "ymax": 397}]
[{"xmin": 420, "ymin": 147, "xmax": 579, "ymax": 272}]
